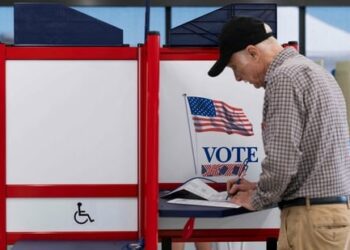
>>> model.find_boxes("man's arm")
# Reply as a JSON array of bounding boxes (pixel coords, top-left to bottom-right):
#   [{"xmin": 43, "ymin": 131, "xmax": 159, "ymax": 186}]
[{"xmin": 252, "ymin": 73, "xmax": 304, "ymax": 210}]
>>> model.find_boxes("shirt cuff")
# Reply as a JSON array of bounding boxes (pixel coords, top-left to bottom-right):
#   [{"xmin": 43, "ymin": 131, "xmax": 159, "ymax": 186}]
[{"xmin": 251, "ymin": 189, "xmax": 273, "ymax": 210}]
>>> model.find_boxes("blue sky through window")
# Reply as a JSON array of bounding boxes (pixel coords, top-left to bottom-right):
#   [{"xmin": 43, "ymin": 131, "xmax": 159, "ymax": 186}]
[
  {"xmin": 307, "ymin": 7, "xmax": 350, "ymax": 33},
  {"xmin": 0, "ymin": 4, "xmax": 350, "ymax": 65}
]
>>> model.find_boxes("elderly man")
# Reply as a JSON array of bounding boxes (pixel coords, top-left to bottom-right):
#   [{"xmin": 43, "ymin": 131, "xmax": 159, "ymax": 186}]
[{"xmin": 208, "ymin": 16, "xmax": 350, "ymax": 250}]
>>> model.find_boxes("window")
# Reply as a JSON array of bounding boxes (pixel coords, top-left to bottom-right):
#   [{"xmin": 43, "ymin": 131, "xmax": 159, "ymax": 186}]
[{"xmin": 306, "ymin": 7, "xmax": 350, "ymax": 71}]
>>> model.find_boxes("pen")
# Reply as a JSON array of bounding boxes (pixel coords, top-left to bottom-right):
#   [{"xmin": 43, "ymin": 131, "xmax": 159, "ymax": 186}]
[{"xmin": 226, "ymin": 159, "xmax": 249, "ymax": 200}]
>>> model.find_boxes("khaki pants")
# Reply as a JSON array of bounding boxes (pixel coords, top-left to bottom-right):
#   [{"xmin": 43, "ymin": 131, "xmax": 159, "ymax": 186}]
[{"xmin": 278, "ymin": 203, "xmax": 350, "ymax": 250}]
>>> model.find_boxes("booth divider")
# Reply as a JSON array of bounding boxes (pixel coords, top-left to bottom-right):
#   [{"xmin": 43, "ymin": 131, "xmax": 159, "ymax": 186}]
[
  {"xmin": 140, "ymin": 32, "xmax": 160, "ymax": 250},
  {"xmin": 0, "ymin": 43, "xmax": 6, "ymax": 250}
]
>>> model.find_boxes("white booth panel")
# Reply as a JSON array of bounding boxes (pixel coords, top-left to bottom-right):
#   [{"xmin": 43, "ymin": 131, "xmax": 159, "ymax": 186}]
[
  {"xmin": 7, "ymin": 198, "xmax": 138, "ymax": 231},
  {"xmin": 159, "ymin": 61, "xmax": 280, "ymax": 229},
  {"xmin": 160, "ymin": 61, "xmax": 265, "ymax": 183},
  {"xmin": 6, "ymin": 61, "xmax": 137, "ymax": 184}
]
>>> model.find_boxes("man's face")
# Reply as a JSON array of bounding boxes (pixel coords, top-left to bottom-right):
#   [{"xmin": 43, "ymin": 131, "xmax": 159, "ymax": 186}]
[{"xmin": 226, "ymin": 48, "xmax": 266, "ymax": 88}]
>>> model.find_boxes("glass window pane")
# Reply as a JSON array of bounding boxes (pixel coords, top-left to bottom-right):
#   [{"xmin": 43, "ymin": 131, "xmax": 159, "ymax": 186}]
[
  {"xmin": 75, "ymin": 7, "xmax": 165, "ymax": 46},
  {"xmin": 0, "ymin": 7, "xmax": 14, "ymax": 44},
  {"xmin": 171, "ymin": 7, "xmax": 218, "ymax": 28},
  {"xmin": 0, "ymin": 6, "xmax": 165, "ymax": 46},
  {"xmin": 277, "ymin": 7, "xmax": 299, "ymax": 45},
  {"xmin": 306, "ymin": 7, "xmax": 350, "ymax": 71}
]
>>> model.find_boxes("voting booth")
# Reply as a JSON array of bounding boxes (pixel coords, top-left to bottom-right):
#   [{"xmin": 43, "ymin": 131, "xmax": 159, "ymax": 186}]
[
  {"xmin": 0, "ymin": 3, "xmax": 282, "ymax": 250},
  {"xmin": 157, "ymin": 48, "xmax": 280, "ymax": 248},
  {"xmin": 0, "ymin": 39, "xmax": 161, "ymax": 250},
  {"xmin": 157, "ymin": 4, "xmax": 280, "ymax": 248},
  {"xmin": 0, "ymin": 38, "xmax": 281, "ymax": 250},
  {"xmin": 0, "ymin": 4, "xmax": 161, "ymax": 249}
]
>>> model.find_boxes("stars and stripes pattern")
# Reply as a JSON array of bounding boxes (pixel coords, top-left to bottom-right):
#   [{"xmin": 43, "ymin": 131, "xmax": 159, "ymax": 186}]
[
  {"xmin": 187, "ymin": 96, "xmax": 254, "ymax": 136},
  {"xmin": 201, "ymin": 163, "xmax": 245, "ymax": 177}
]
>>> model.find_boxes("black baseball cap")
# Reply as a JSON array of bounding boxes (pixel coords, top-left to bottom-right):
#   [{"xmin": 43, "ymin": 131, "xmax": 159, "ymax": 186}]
[{"xmin": 208, "ymin": 16, "xmax": 273, "ymax": 77}]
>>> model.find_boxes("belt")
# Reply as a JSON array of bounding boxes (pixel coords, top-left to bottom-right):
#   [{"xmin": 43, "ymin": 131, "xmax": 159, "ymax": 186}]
[{"xmin": 278, "ymin": 196, "xmax": 349, "ymax": 209}]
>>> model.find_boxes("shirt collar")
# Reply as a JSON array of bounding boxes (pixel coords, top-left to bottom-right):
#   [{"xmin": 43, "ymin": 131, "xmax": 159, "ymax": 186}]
[{"xmin": 265, "ymin": 48, "xmax": 299, "ymax": 84}]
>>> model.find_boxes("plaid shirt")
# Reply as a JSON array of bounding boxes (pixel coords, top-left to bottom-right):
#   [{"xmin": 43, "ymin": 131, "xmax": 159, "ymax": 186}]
[{"xmin": 252, "ymin": 48, "xmax": 350, "ymax": 210}]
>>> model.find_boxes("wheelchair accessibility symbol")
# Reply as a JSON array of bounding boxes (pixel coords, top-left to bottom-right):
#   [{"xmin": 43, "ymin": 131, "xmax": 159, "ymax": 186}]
[{"xmin": 74, "ymin": 202, "xmax": 95, "ymax": 225}]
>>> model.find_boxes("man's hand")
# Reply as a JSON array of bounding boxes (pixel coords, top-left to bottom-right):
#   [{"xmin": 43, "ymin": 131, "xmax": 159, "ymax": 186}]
[
  {"xmin": 230, "ymin": 190, "xmax": 255, "ymax": 211},
  {"xmin": 226, "ymin": 178, "xmax": 257, "ymax": 196},
  {"xmin": 226, "ymin": 178, "xmax": 257, "ymax": 211}
]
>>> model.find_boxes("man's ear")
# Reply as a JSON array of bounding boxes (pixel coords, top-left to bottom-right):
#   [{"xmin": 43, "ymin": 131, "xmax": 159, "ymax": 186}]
[{"xmin": 246, "ymin": 45, "xmax": 259, "ymax": 60}]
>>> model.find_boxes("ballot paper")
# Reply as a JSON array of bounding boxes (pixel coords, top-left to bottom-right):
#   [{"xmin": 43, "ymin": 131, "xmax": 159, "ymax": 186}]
[
  {"xmin": 168, "ymin": 198, "xmax": 240, "ymax": 208},
  {"xmin": 161, "ymin": 178, "xmax": 240, "ymax": 208}
]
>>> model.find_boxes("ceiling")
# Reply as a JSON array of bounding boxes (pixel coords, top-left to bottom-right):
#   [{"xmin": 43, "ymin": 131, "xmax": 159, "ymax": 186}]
[{"xmin": 1, "ymin": 0, "xmax": 350, "ymax": 6}]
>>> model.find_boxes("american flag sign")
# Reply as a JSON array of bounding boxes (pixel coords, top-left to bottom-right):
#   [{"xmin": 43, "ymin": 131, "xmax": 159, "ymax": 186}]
[
  {"xmin": 202, "ymin": 164, "xmax": 245, "ymax": 177},
  {"xmin": 187, "ymin": 96, "xmax": 254, "ymax": 136}
]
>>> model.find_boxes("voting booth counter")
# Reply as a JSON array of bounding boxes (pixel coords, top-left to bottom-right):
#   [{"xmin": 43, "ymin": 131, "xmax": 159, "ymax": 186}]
[{"xmin": 0, "ymin": 35, "xmax": 280, "ymax": 250}]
